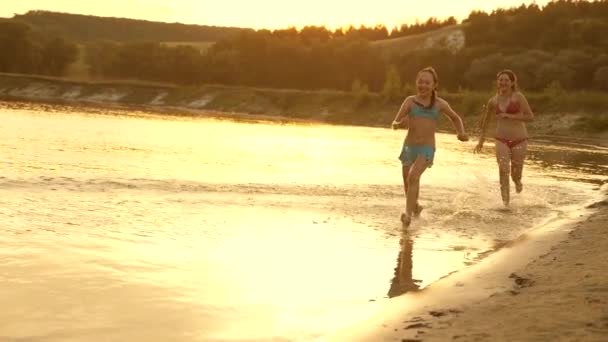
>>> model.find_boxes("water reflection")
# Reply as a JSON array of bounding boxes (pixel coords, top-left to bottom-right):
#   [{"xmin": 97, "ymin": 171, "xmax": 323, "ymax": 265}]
[
  {"xmin": 388, "ymin": 229, "xmax": 421, "ymax": 297},
  {"xmin": 527, "ymin": 141, "xmax": 608, "ymax": 185}
]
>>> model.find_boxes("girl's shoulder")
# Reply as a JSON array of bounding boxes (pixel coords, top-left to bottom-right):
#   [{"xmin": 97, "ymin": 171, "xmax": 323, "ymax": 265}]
[
  {"xmin": 513, "ymin": 91, "xmax": 527, "ymax": 100},
  {"xmin": 404, "ymin": 95, "xmax": 416, "ymax": 102},
  {"xmin": 435, "ymin": 96, "xmax": 450, "ymax": 108},
  {"xmin": 487, "ymin": 95, "xmax": 498, "ymax": 107},
  {"xmin": 402, "ymin": 95, "xmax": 417, "ymax": 107}
]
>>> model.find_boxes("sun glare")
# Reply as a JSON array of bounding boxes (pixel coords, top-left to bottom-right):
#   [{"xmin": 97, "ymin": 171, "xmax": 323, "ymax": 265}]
[{"xmin": 2, "ymin": 0, "xmax": 552, "ymax": 30}]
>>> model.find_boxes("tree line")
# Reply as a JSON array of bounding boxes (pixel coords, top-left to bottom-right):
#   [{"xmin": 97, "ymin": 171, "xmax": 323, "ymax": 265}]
[
  {"xmin": 13, "ymin": 11, "xmax": 249, "ymax": 43},
  {"xmin": 389, "ymin": 16, "xmax": 458, "ymax": 38},
  {"xmin": 13, "ymin": 10, "xmax": 456, "ymax": 43},
  {"xmin": 0, "ymin": 20, "xmax": 77, "ymax": 76},
  {"xmin": 2, "ymin": 1, "xmax": 608, "ymax": 93}
]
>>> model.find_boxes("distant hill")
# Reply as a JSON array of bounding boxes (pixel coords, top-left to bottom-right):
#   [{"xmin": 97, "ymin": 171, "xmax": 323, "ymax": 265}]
[
  {"xmin": 372, "ymin": 24, "xmax": 466, "ymax": 58},
  {"xmin": 11, "ymin": 10, "xmax": 250, "ymax": 43}
]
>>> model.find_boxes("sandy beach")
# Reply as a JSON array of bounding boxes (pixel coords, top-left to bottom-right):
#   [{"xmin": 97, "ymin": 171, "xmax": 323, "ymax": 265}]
[{"xmin": 333, "ymin": 195, "xmax": 608, "ymax": 342}]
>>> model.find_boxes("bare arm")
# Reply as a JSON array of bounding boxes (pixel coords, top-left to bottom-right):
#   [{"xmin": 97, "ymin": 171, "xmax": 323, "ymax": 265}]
[
  {"xmin": 439, "ymin": 98, "xmax": 468, "ymax": 141},
  {"xmin": 476, "ymin": 99, "xmax": 494, "ymax": 149},
  {"xmin": 391, "ymin": 96, "xmax": 412, "ymax": 129}
]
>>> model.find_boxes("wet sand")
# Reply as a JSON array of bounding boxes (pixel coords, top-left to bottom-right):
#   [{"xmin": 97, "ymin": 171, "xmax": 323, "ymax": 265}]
[{"xmin": 333, "ymin": 196, "xmax": 608, "ymax": 342}]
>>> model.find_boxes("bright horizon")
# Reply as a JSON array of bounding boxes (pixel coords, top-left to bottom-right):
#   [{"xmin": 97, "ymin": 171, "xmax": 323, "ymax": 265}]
[{"xmin": 1, "ymin": 0, "xmax": 552, "ymax": 30}]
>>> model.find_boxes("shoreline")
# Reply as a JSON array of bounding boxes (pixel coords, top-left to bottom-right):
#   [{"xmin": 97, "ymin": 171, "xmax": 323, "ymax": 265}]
[
  {"xmin": 1, "ymin": 72, "xmax": 607, "ymax": 143},
  {"xmin": 3, "ymin": 94, "xmax": 608, "ymax": 150},
  {"xmin": 0, "ymin": 97, "xmax": 326, "ymax": 126},
  {"xmin": 331, "ymin": 193, "xmax": 608, "ymax": 341}
]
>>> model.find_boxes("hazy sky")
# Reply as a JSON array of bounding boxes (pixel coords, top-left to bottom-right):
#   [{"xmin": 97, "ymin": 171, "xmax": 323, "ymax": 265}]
[{"xmin": 1, "ymin": 0, "xmax": 552, "ymax": 29}]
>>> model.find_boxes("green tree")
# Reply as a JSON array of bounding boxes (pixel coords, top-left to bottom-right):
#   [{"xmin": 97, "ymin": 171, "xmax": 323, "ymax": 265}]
[
  {"xmin": 0, "ymin": 21, "xmax": 37, "ymax": 73},
  {"xmin": 504, "ymin": 50, "xmax": 553, "ymax": 90},
  {"xmin": 593, "ymin": 66, "xmax": 608, "ymax": 90},
  {"xmin": 40, "ymin": 37, "xmax": 78, "ymax": 76},
  {"xmin": 464, "ymin": 54, "xmax": 505, "ymax": 89},
  {"xmin": 554, "ymin": 50, "xmax": 594, "ymax": 89},
  {"xmin": 85, "ymin": 41, "xmax": 120, "ymax": 77},
  {"xmin": 351, "ymin": 79, "xmax": 366, "ymax": 93},
  {"xmin": 382, "ymin": 65, "xmax": 402, "ymax": 102},
  {"xmin": 535, "ymin": 62, "xmax": 575, "ymax": 89}
]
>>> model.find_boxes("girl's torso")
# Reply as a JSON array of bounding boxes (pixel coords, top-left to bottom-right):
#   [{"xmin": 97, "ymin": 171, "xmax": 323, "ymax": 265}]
[
  {"xmin": 405, "ymin": 99, "xmax": 440, "ymax": 146},
  {"xmin": 494, "ymin": 94, "xmax": 528, "ymax": 140}
]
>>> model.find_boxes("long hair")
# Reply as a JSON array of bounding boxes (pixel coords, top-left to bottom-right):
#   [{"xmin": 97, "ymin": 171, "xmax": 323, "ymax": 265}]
[{"xmin": 417, "ymin": 67, "xmax": 438, "ymax": 109}]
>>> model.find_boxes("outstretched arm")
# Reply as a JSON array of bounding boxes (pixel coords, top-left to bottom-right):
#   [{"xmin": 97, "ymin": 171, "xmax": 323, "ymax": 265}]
[
  {"xmin": 439, "ymin": 99, "xmax": 468, "ymax": 141},
  {"xmin": 391, "ymin": 96, "xmax": 412, "ymax": 129}
]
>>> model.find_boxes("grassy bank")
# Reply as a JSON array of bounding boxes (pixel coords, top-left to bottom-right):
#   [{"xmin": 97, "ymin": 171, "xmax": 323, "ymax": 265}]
[{"xmin": 0, "ymin": 73, "xmax": 606, "ymax": 137}]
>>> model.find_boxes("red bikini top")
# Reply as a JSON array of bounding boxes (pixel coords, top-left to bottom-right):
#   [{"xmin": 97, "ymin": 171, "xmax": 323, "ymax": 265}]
[{"xmin": 496, "ymin": 97, "xmax": 520, "ymax": 114}]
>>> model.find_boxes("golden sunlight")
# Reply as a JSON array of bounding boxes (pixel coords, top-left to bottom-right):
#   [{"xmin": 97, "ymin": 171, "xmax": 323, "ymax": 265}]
[{"xmin": 2, "ymin": 0, "xmax": 552, "ymax": 29}]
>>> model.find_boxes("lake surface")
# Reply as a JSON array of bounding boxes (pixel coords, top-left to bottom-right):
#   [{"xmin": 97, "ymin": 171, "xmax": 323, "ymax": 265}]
[{"xmin": 1, "ymin": 101, "xmax": 606, "ymax": 341}]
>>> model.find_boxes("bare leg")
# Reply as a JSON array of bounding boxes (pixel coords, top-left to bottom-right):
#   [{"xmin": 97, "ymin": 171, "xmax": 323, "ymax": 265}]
[
  {"xmin": 511, "ymin": 140, "xmax": 528, "ymax": 193},
  {"xmin": 403, "ymin": 156, "xmax": 429, "ymax": 225},
  {"xmin": 402, "ymin": 165, "xmax": 422, "ymax": 216},
  {"xmin": 402, "ymin": 165, "xmax": 411, "ymax": 198},
  {"xmin": 495, "ymin": 141, "xmax": 512, "ymax": 206}
]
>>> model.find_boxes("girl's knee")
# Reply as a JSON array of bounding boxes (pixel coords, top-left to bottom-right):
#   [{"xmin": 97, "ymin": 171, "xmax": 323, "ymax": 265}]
[{"xmin": 407, "ymin": 173, "xmax": 421, "ymax": 185}]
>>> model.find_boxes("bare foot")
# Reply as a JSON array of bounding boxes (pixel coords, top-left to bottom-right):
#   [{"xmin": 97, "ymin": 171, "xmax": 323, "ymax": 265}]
[
  {"xmin": 400, "ymin": 213, "xmax": 411, "ymax": 227},
  {"xmin": 515, "ymin": 182, "xmax": 523, "ymax": 193}
]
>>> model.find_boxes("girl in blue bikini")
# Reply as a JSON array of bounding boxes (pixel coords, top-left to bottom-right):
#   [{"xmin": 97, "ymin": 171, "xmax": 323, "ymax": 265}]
[
  {"xmin": 474, "ymin": 70, "xmax": 534, "ymax": 206},
  {"xmin": 392, "ymin": 67, "xmax": 469, "ymax": 226}
]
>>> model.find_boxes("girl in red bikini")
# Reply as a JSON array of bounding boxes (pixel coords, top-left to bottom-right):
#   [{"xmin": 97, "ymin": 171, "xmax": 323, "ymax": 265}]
[{"xmin": 474, "ymin": 70, "xmax": 534, "ymax": 206}]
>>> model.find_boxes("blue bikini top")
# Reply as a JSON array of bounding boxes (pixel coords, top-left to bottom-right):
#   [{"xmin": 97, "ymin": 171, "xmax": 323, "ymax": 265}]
[{"xmin": 410, "ymin": 101, "xmax": 440, "ymax": 120}]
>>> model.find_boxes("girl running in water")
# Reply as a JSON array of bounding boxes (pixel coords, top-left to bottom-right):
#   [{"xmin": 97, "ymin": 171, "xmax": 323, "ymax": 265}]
[
  {"xmin": 392, "ymin": 67, "xmax": 469, "ymax": 226},
  {"xmin": 474, "ymin": 69, "xmax": 534, "ymax": 206}
]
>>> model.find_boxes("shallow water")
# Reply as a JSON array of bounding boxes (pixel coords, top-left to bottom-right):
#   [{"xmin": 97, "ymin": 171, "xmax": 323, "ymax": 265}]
[{"xmin": 0, "ymin": 101, "xmax": 606, "ymax": 341}]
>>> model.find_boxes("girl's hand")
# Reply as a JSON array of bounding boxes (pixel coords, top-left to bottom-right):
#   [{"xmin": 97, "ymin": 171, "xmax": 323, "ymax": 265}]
[
  {"xmin": 457, "ymin": 133, "xmax": 469, "ymax": 142},
  {"xmin": 391, "ymin": 120, "xmax": 402, "ymax": 130},
  {"xmin": 498, "ymin": 113, "xmax": 511, "ymax": 119}
]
